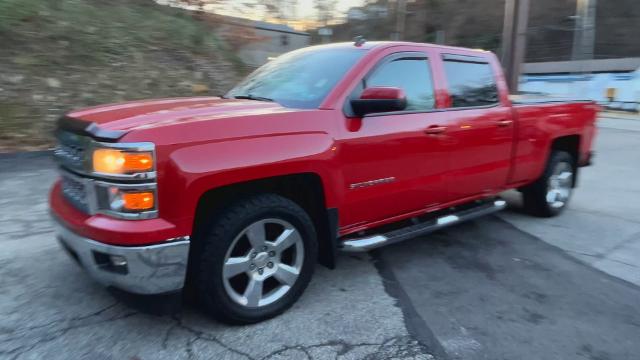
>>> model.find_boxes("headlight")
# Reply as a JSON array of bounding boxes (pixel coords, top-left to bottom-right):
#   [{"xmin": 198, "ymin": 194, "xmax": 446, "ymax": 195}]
[
  {"xmin": 93, "ymin": 148, "xmax": 154, "ymax": 175},
  {"xmin": 90, "ymin": 142, "xmax": 157, "ymax": 219},
  {"xmin": 55, "ymin": 132, "xmax": 159, "ymax": 220}
]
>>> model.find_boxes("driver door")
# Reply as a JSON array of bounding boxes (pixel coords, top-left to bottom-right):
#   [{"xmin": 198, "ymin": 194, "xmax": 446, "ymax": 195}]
[{"xmin": 338, "ymin": 52, "xmax": 452, "ymax": 229}]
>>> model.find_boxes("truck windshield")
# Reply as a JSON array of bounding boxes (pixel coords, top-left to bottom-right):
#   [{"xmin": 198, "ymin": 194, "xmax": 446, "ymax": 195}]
[{"xmin": 226, "ymin": 47, "xmax": 367, "ymax": 109}]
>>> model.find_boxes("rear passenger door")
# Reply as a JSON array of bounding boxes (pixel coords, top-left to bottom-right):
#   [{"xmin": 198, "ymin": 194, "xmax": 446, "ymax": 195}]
[{"xmin": 440, "ymin": 54, "xmax": 515, "ymax": 200}]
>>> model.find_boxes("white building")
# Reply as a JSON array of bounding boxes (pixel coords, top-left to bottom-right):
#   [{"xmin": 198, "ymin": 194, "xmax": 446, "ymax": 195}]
[
  {"xmin": 213, "ymin": 16, "xmax": 310, "ymax": 68},
  {"xmin": 346, "ymin": 5, "xmax": 388, "ymax": 21},
  {"xmin": 347, "ymin": 8, "xmax": 367, "ymax": 21}
]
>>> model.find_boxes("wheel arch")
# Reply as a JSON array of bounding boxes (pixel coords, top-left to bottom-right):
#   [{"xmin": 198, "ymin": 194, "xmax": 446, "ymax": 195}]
[
  {"xmin": 550, "ymin": 134, "xmax": 581, "ymax": 186},
  {"xmin": 191, "ymin": 173, "xmax": 339, "ymax": 270},
  {"xmin": 551, "ymin": 134, "xmax": 580, "ymax": 163}
]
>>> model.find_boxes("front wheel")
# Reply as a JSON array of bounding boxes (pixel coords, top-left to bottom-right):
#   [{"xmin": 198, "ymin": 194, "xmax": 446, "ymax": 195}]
[
  {"xmin": 195, "ymin": 194, "xmax": 317, "ymax": 324},
  {"xmin": 522, "ymin": 150, "xmax": 575, "ymax": 217}
]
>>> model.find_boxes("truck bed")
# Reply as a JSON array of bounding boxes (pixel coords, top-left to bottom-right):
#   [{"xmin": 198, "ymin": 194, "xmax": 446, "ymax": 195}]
[
  {"xmin": 507, "ymin": 95, "xmax": 598, "ymax": 185},
  {"xmin": 510, "ymin": 93, "xmax": 593, "ymax": 105}
]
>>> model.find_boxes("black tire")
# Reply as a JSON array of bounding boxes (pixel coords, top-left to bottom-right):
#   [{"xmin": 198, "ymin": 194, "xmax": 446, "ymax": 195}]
[
  {"xmin": 194, "ymin": 193, "xmax": 317, "ymax": 324},
  {"xmin": 522, "ymin": 150, "xmax": 575, "ymax": 217}
]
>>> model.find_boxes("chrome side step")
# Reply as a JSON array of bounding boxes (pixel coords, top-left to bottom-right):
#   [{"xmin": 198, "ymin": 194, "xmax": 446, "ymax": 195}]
[{"xmin": 339, "ymin": 199, "xmax": 507, "ymax": 252}]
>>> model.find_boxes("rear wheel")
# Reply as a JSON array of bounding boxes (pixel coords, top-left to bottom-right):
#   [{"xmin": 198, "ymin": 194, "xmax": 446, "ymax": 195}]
[
  {"xmin": 195, "ymin": 194, "xmax": 317, "ymax": 324},
  {"xmin": 522, "ymin": 151, "xmax": 575, "ymax": 217}
]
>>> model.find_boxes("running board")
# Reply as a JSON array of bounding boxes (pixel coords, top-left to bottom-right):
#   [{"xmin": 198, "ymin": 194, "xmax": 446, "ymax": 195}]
[{"xmin": 339, "ymin": 199, "xmax": 507, "ymax": 252}]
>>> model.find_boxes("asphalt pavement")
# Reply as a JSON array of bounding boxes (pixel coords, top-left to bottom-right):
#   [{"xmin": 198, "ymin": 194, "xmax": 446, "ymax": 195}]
[
  {"xmin": 502, "ymin": 115, "xmax": 640, "ymax": 286},
  {"xmin": 0, "ymin": 155, "xmax": 432, "ymax": 360},
  {"xmin": 1, "ymin": 116, "xmax": 639, "ymax": 359},
  {"xmin": 376, "ymin": 217, "xmax": 640, "ymax": 360}
]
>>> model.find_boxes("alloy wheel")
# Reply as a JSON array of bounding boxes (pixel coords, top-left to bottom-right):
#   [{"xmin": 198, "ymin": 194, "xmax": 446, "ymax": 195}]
[
  {"xmin": 222, "ymin": 218, "xmax": 304, "ymax": 308},
  {"xmin": 546, "ymin": 161, "xmax": 573, "ymax": 209}
]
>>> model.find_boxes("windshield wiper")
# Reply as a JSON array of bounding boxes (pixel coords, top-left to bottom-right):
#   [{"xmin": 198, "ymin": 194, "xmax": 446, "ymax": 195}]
[{"xmin": 233, "ymin": 94, "xmax": 274, "ymax": 102}]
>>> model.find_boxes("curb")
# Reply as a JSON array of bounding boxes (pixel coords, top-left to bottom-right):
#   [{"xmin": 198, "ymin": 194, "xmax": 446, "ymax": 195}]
[
  {"xmin": 0, "ymin": 149, "xmax": 53, "ymax": 160},
  {"xmin": 600, "ymin": 112, "xmax": 640, "ymax": 121}
]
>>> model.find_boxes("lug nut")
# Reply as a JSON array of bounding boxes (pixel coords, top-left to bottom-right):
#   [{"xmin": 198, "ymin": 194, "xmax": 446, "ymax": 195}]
[
  {"xmin": 249, "ymin": 264, "xmax": 256, "ymax": 270},
  {"xmin": 267, "ymin": 262, "xmax": 274, "ymax": 268},
  {"xmin": 251, "ymin": 252, "xmax": 257, "ymax": 259},
  {"xmin": 262, "ymin": 246, "xmax": 268, "ymax": 251},
  {"xmin": 268, "ymin": 251, "xmax": 276, "ymax": 257},
  {"xmin": 258, "ymin": 269, "xmax": 264, "ymax": 275}
]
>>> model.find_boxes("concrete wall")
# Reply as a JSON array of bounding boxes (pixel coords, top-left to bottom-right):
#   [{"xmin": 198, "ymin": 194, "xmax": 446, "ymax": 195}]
[
  {"xmin": 522, "ymin": 58, "xmax": 640, "ymax": 75},
  {"xmin": 521, "ymin": 71, "xmax": 639, "ymax": 101},
  {"xmin": 520, "ymin": 60, "xmax": 640, "ymax": 111}
]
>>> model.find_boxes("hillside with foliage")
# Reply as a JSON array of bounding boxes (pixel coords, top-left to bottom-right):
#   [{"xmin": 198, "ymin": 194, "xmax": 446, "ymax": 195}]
[{"xmin": 0, "ymin": 0, "xmax": 246, "ymax": 151}]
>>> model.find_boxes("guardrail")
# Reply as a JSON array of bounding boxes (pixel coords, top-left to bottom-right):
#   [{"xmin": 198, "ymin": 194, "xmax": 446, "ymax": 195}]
[{"xmin": 598, "ymin": 101, "xmax": 640, "ymax": 113}]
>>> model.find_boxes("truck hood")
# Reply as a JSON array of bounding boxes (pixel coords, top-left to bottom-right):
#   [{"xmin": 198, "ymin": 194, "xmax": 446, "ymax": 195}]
[{"xmin": 66, "ymin": 97, "xmax": 296, "ymax": 133}]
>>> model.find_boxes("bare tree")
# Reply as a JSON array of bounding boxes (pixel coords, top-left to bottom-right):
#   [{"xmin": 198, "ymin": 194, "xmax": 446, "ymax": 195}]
[
  {"xmin": 168, "ymin": 0, "xmax": 250, "ymax": 13},
  {"xmin": 315, "ymin": 0, "xmax": 337, "ymax": 26},
  {"xmin": 170, "ymin": 0, "xmax": 221, "ymax": 12},
  {"xmin": 173, "ymin": 0, "xmax": 297, "ymax": 21}
]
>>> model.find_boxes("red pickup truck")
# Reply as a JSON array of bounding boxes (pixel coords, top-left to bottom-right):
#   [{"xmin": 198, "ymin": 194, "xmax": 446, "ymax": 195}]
[{"xmin": 50, "ymin": 41, "xmax": 597, "ymax": 323}]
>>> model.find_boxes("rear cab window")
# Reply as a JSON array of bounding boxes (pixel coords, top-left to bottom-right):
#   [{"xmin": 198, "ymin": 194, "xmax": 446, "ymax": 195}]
[{"xmin": 442, "ymin": 54, "xmax": 499, "ymax": 108}]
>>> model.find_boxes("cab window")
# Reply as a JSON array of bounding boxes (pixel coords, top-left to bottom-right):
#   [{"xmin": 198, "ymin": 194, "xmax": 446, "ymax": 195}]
[
  {"xmin": 364, "ymin": 57, "xmax": 436, "ymax": 111},
  {"xmin": 442, "ymin": 56, "xmax": 499, "ymax": 108},
  {"xmin": 227, "ymin": 47, "xmax": 367, "ymax": 109}
]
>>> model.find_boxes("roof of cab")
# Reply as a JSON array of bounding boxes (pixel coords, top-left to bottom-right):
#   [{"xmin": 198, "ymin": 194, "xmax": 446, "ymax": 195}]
[{"xmin": 303, "ymin": 41, "xmax": 493, "ymax": 54}]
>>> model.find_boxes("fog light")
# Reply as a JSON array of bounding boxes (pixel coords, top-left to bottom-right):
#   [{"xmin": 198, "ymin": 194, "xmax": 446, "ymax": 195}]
[
  {"xmin": 122, "ymin": 192, "xmax": 155, "ymax": 211},
  {"xmin": 107, "ymin": 188, "xmax": 155, "ymax": 212},
  {"xmin": 110, "ymin": 255, "xmax": 127, "ymax": 267}
]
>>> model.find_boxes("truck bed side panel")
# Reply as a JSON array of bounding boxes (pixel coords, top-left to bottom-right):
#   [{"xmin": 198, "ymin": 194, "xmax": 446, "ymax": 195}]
[{"xmin": 509, "ymin": 102, "xmax": 597, "ymax": 185}]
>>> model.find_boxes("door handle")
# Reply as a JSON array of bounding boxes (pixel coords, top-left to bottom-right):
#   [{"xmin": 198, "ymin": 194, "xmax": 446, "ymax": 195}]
[
  {"xmin": 424, "ymin": 125, "xmax": 447, "ymax": 135},
  {"xmin": 496, "ymin": 119, "xmax": 513, "ymax": 127}
]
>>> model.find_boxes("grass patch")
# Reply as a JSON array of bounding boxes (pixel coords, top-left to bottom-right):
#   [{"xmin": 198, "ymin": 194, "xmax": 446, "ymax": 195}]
[
  {"xmin": 0, "ymin": 0, "xmax": 225, "ymax": 65},
  {"xmin": 0, "ymin": 0, "xmax": 246, "ymax": 151}
]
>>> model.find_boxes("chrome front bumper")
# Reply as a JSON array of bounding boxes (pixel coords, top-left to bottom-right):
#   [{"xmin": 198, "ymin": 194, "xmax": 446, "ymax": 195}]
[{"xmin": 54, "ymin": 221, "xmax": 190, "ymax": 295}]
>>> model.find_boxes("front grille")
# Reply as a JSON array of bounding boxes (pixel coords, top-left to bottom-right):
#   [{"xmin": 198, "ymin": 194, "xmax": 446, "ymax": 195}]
[
  {"xmin": 54, "ymin": 143, "xmax": 84, "ymax": 164},
  {"xmin": 54, "ymin": 131, "xmax": 88, "ymax": 171},
  {"xmin": 61, "ymin": 173, "xmax": 90, "ymax": 213}
]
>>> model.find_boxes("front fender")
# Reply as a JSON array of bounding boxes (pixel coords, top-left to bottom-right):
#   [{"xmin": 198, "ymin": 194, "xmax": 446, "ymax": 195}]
[{"xmin": 160, "ymin": 132, "xmax": 341, "ymax": 235}]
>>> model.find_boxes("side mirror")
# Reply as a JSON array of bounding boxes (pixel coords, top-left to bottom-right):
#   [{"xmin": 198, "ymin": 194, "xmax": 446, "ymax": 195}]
[{"xmin": 350, "ymin": 87, "xmax": 407, "ymax": 117}]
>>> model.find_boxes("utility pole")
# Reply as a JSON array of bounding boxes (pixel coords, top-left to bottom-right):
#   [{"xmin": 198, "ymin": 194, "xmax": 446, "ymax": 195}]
[
  {"xmin": 435, "ymin": 30, "xmax": 446, "ymax": 45},
  {"xmin": 571, "ymin": 0, "xmax": 597, "ymax": 60},
  {"xmin": 392, "ymin": 0, "xmax": 407, "ymax": 40},
  {"xmin": 501, "ymin": 0, "xmax": 530, "ymax": 92}
]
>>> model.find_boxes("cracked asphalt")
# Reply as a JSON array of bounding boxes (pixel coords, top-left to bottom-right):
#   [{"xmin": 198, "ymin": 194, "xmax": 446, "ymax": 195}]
[
  {"xmin": 0, "ymin": 155, "xmax": 433, "ymax": 360},
  {"xmin": 1, "ymin": 116, "xmax": 639, "ymax": 359}
]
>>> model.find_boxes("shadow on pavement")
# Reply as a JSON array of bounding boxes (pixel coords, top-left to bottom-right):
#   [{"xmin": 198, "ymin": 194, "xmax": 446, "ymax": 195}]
[
  {"xmin": 375, "ymin": 215, "xmax": 640, "ymax": 360},
  {"xmin": 107, "ymin": 288, "xmax": 184, "ymax": 317}
]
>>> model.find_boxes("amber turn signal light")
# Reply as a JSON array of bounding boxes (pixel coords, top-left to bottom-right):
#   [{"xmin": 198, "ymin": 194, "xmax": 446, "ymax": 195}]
[
  {"xmin": 121, "ymin": 192, "xmax": 155, "ymax": 211},
  {"xmin": 93, "ymin": 149, "xmax": 153, "ymax": 174}
]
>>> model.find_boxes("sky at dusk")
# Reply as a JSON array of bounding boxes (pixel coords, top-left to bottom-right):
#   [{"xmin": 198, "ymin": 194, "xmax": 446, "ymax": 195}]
[
  {"xmin": 295, "ymin": 0, "xmax": 365, "ymax": 19},
  {"xmin": 157, "ymin": 0, "xmax": 366, "ymax": 29}
]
